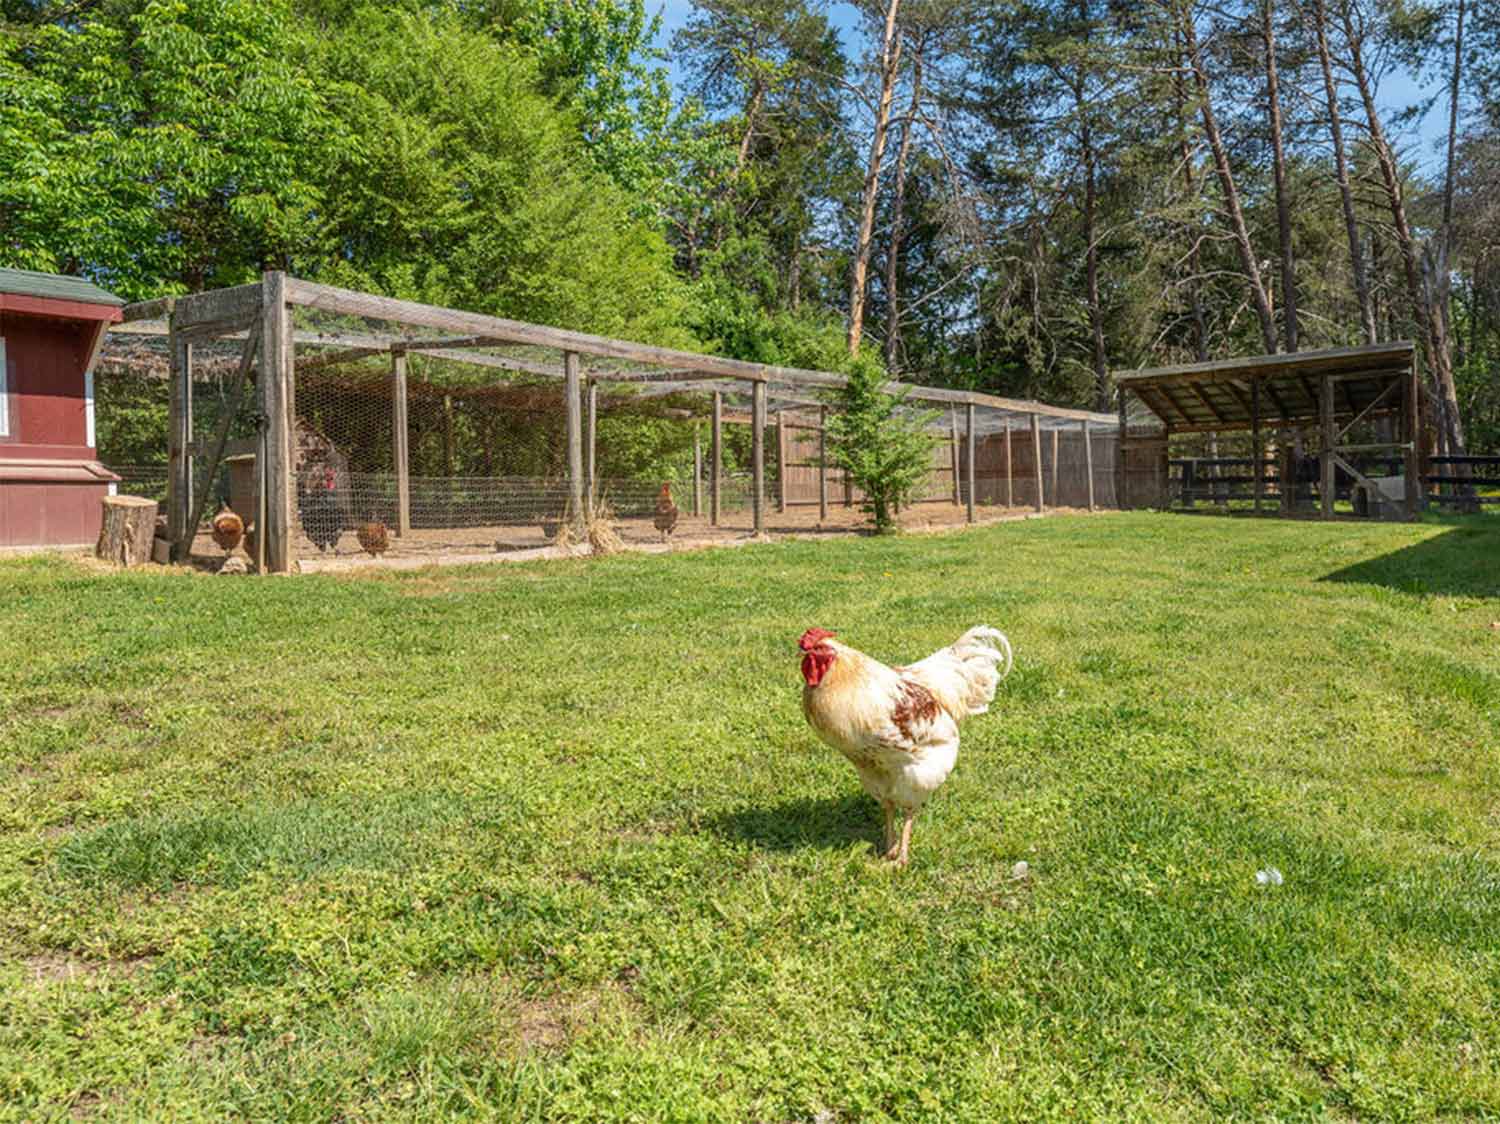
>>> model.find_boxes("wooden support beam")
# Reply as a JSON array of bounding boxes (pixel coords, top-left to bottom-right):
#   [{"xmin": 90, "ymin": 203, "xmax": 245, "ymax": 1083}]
[
  {"xmin": 818, "ymin": 406, "xmax": 828, "ymax": 523},
  {"xmin": 392, "ymin": 351, "xmax": 410, "ymax": 537},
  {"xmin": 565, "ymin": 351, "xmax": 584, "ymax": 528},
  {"xmin": 776, "ymin": 410, "xmax": 788, "ymax": 513},
  {"xmin": 1251, "ymin": 377, "xmax": 1262, "ymax": 513},
  {"xmin": 752, "ymin": 381, "xmax": 766, "ymax": 533},
  {"xmin": 1336, "ymin": 378, "xmax": 1400, "ymax": 442},
  {"xmin": 260, "ymin": 272, "xmax": 293, "ymax": 573},
  {"xmin": 711, "ymin": 390, "xmax": 722, "ymax": 526},
  {"xmin": 1158, "ymin": 383, "xmax": 1201, "ymax": 426},
  {"xmin": 692, "ymin": 422, "xmax": 702, "ymax": 517},
  {"xmin": 585, "ymin": 379, "xmax": 597, "ymax": 499},
  {"xmin": 1005, "ymin": 418, "xmax": 1015, "ymax": 508},
  {"xmin": 965, "ymin": 403, "xmax": 976, "ymax": 523},
  {"xmin": 1031, "ymin": 413, "xmax": 1044, "ymax": 512},
  {"xmin": 172, "ymin": 283, "xmax": 263, "ymax": 332},
  {"xmin": 1320, "ymin": 374, "xmax": 1335, "ymax": 519},
  {"xmin": 1082, "ymin": 421, "xmax": 1095, "ymax": 511},
  {"xmin": 1260, "ymin": 378, "xmax": 1293, "ymax": 420}
]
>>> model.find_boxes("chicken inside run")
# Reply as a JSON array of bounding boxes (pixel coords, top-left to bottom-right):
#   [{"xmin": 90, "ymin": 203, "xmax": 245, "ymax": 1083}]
[{"xmin": 108, "ymin": 274, "xmax": 1120, "ymax": 575}]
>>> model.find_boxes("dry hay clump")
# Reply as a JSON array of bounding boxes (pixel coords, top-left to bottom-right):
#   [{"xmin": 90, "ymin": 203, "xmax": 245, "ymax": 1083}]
[
  {"xmin": 584, "ymin": 496, "xmax": 624, "ymax": 556},
  {"xmin": 547, "ymin": 496, "xmax": 624, "ymax": 556}
]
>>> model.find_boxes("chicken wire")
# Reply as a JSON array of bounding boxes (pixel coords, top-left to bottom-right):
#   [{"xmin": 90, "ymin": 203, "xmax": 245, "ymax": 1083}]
[{"xmin": 97, "ymin": 284, "xmax": 1124, "ymax": 567}]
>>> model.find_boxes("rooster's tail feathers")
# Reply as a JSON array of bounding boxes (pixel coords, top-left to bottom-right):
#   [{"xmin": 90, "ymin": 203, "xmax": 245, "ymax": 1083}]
[{"xmin": 907, "ymin": 625, "xmax": 1013, "ymax": 721}]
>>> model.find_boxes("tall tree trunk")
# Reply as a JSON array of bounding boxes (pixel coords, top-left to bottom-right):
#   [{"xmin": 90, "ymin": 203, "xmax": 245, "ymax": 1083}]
[
  {"xmin": 1310, "ymin": 0, "xmax": 1376, "ymax": 344},
  {"xmin": 1180, "ymin": 5, "xmax": 1278, "ymax": 355},
  {"xmin": 736, "ymin": 78, "xmax": 766, "ymax": 175},
  {"xmin": 1173, "ymin": 25, "xmax": 1209, "ymax": 361},
  {"xmin": 1341, "ymin": 0, "xmax": 1464, "ymax": 450},
  {"xmin": 1434, "ymin": 0, "xmax": 1465, "ymax": 354},
  {"xmin": 1082, "ymin": 110, "xmax": 1109, "ymax": 408},
  {"xmin": 1262, "ymin": 0, "xmax": 1298, "ymax": 351},
  {"xmin": 884, "ymin": 50, "xmax": 924, "ymax": 374},
  {"xmin": 848, "ymin": 0, "xmax": 903, "ymax": 357}
]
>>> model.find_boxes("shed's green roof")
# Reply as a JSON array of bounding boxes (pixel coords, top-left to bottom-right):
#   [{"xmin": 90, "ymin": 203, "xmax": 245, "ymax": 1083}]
[{"xmin": 0, "ymin": 267, "xmax": 123, "ymax": 307}]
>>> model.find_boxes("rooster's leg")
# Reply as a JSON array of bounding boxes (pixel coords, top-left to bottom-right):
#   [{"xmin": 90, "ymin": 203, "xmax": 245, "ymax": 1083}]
[
  {"xmin": 880, "ymin": 801, "xmax": 896, "ymax": 857},
  {"xmin": 894, "ymin": 809, "xmax": 915, "ymax": 867}
]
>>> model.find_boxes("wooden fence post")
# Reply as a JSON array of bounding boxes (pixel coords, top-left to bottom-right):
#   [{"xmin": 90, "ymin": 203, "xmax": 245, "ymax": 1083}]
[
  {"xmin": 818, "ymin": 406, "xmax": 828, "ymax": 523},
  {"xmin": 1031, "ymin": 413, "xmax": 1044, "ymax": 512},
  {"xmin": 1050, "ymin": 427, "xmax": 1060, "ymax": 507},
  {"xmin": 711, "ymin": 390, "xmax": 722, "ymax": 526},
  {"xmin": 1004, "ymin": 418, "xmax": 1014, "ymax": 509},
  {"xmin": 965, "ymin": 402, "xmax": 976, "ymax": 523},
  {"xmin": 391, "ymin": 350, "xmax": 410, "ymax": 536},
  {"xmin": 950, "ymin": 410, "xmax": 961, "ymax": 506},
  {"xmin": 776, "ymin": 409, "xmax": 788, "ymax": 513},
  {"xmin": 585, "ymin": 379, "xmax": 597, "ymax": 500},
  {"xmin": 1082, "ymin": 420, "xmax": 1095, "ymax": 511},
  {"xmin": 260, "ymin": 271, "xmax": 293, "ymax": 573},
  {"xmin": 692, "ymin": 421, "xmax": 702, "ymax": 517},
  {"xmin": 565, "ymin": 351, "xmax": 583, "ymax": 529},
  {"xmin": 752, "ymin": 381, "xmax": 766, "ymax": 533},
  {"xmin": 167, "ymin": 323, "xmax": 192, "ymax": 552}
]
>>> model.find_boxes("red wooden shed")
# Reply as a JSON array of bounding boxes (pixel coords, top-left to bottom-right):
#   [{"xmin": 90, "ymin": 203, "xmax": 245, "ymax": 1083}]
[{"xmin": 0, "ymin": 268, "xmax": 124, "ymax": 549}]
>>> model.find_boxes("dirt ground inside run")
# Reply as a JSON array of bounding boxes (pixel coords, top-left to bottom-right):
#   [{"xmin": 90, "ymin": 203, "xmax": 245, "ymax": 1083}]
[{"xmin": 184, "ymin": 501, "xmax": 1108, "ymax": 574}]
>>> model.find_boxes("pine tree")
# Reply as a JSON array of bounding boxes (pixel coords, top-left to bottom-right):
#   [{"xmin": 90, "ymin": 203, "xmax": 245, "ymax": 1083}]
[{"xmin": 825, "ymin": 361, "xmax": 938, "ymax": 532}]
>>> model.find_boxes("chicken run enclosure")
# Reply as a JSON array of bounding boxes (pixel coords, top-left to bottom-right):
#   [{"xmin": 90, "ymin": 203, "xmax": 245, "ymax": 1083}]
[{"xmin": 112, "ymin": 273, "xmax": 1120, "ymax": 572}]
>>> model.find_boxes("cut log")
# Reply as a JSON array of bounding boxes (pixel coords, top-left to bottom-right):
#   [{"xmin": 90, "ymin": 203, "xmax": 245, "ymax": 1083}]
[{"xmin": 97, "ymin": 496, "xmax": 159, "ymax": 567}]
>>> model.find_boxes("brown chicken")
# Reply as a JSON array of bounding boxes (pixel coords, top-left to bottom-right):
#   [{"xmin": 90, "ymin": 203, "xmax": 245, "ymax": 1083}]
[
  {"xmin": 653, "ymin": 483, "xmax": 679, "ymax": 542},
  {"xmin": 356, "ymin": 518, "xmax": 389, "ymax": 558},
  {"xmin": 211, "ymin": 506, "xmax": 244, "ymax": 554}
]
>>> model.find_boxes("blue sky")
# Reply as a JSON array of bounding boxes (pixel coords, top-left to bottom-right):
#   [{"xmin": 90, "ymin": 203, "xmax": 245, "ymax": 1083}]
[{"xmin": 645, "ymin": 1, "xmax": 1450, "ymax": 172}]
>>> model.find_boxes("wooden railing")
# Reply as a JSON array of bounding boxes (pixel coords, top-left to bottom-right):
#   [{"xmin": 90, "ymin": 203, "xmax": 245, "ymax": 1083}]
[{"xmin": 1424, "ymin": 455, "xmax": 1500, "ymax": 508}]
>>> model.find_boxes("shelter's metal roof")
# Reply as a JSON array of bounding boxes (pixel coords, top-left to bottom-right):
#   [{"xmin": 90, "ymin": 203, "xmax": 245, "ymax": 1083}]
[
  {"xmin": 1114, "ymin": 342, "xmax": 1415, "ymax": 433},
  {"xmin": 0, "ymin": 267, "xmax": 123, "ymax": 307}
]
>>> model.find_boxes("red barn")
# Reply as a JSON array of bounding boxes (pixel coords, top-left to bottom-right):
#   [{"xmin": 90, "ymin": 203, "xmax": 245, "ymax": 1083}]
[{"xmin": 0, "ymin": 268, "xmax": 124, "ymax": 550}]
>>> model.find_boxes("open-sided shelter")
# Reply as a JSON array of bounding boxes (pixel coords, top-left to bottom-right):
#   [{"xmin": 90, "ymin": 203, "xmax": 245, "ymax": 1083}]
[{"xmin": 1113, "ymin": 342, "xmax": 1424, "ymax": 519}]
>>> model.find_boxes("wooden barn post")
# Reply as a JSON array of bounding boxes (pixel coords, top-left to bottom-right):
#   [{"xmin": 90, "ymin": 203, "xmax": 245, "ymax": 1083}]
[
  {"xmin": 818, "ymin": 406, "xmax": 829, "ymax": 523},
  {"xmin": 391, "ymin": 349, "xmax": 410, "ymax": 537},
  {"xmin": 692, "ymin": 421, "xmax": 702, "ymax": 517},
  {"xmin": 711, "ymin": 390, "xmax": 722, "ymax": 526},
  {"xmin": 585, "ymin": 379, "xmax": 598, "ymax": 500},
  {"xmin": 1116, "ymin": 386, "xmax": 1128, "ymax": 509},
  {"xmin": 260, "ymin": 271, "xmax": 294, "ymax": 573},
  {"xmin": 1251, "ymin": 378, "xmax": 1263, "ymax": 513},
  {"xmin": 1030, "ymin": 413, "xmax": 1044, "ymax": 512},
  {"xmin": 776, "ymin": 409, "xmax": 788, "ymax": 513},
  {"xmin": 965, "ymin": 402, "xmax": 977, "ymax": 523},
  {"xmin": 565, "ymin": 351, "xmax": 584, "ymax": 529},
  {"xmin": 1082, "ymin": 420, "xmax": 1095, "ymax": 511},
  {"xmin": 950, "ymin": 410, "xmax": 961, "ymax": 506},
  {"xmin": 1320, "ymin": 374, "xmax": 1335, "ymax": 519},
  {"xmin": 752, "ymin": 380, "xmax": 767, "ymax": 533}
]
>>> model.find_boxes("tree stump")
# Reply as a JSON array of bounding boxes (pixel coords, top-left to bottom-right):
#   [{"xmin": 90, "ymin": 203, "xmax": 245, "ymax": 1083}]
[{"xmin": 96, "ymin": 495, "xmax": 159, "ymax": 567}]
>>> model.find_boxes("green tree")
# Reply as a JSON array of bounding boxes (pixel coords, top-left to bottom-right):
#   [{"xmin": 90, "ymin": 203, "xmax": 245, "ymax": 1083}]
[{"xmin": 824, "ymin": 358, "xmax": 937, "ymax": 532}]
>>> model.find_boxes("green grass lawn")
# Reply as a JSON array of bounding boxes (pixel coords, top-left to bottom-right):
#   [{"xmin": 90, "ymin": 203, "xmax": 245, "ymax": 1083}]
[{"xmin": 2, "ymin": 513, "xmax": 1498, "ymax": 1121}]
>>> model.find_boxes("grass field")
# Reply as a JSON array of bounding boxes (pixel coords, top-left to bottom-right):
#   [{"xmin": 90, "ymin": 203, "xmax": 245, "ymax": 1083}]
[{"xmin": 2, "ymin": 512, "xmax": 1498, "ymax": 1121}]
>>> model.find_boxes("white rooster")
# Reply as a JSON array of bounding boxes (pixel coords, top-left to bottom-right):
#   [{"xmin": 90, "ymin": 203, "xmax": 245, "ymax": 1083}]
[{"xmin": 799, "ymin": 625, "xmax": 1013, "ymax": 866}]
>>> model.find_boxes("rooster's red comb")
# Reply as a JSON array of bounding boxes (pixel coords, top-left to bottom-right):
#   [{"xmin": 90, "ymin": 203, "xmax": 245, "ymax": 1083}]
[{"xmin": 799, "ymin": 628, "xmax": 836, "ymax": 650}]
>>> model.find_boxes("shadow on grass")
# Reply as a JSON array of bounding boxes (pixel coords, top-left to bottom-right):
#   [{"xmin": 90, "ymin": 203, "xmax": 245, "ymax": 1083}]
[
  {"xmin": 1321, "ymin": 524, "xmax": 1500, "ymax": 598},
  {"xmin": 705, "ymin": 793, "xmax": 881, "ymax": 853}
]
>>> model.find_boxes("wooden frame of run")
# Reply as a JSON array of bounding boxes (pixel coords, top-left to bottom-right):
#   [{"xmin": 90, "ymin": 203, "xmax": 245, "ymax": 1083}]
[
  {"xmin": 1112, "ymin": 342, "xmax": 1425, "ymax": 520},
  {"xmin": 124, "ymin": 272, "xmax": 1117, "ymax": 572}
]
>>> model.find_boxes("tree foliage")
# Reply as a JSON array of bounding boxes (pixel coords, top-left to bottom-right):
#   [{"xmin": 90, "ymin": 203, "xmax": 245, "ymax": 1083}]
[{"xmin": 824, "ymin": 359, "xmax": 938, "ymax": 532}]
